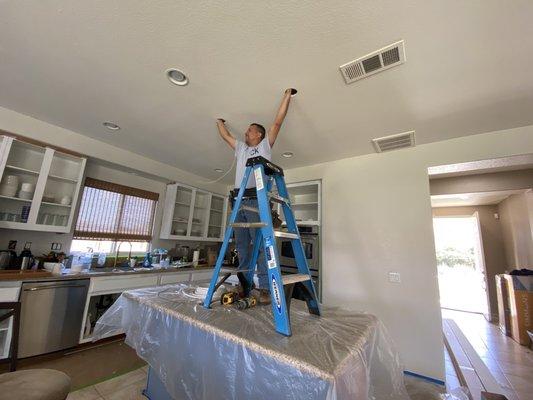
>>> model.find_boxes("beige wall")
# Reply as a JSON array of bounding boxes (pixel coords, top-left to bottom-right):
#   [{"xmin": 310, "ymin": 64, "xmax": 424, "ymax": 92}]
[
  {"xmin": 432, "ymin": 206, "xmax": 507, "ymax": 320},
  {"xmin": 430, "ymin": 169, "xmax": 533, "ymax": 195},
  {"xmin": 498, "ymin": 191, "xmax": 533, "ymax": 269},
  {"xmin": 284, "ymin": 125, "xmax": 533, "ymax": 380}
]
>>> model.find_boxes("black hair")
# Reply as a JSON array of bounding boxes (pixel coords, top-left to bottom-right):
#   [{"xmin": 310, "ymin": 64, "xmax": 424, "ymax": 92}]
[{"xmin": 251, "ymin": 123, "xmax": 266, "ymax": 140}]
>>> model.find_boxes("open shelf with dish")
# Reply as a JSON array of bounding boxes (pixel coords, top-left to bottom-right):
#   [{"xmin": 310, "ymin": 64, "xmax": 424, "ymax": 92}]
[
  {"xmin": 160, "ymin": 183, "xmax": 228, "ymax": 241},
  {"xmin": 0, "ymin": 136, "xmax": 86, "ymax": 232}
]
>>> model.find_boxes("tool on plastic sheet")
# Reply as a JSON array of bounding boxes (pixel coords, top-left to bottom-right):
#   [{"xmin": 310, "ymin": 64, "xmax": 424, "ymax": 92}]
[{"xmin": 203, "ymin": 156, "xmax": 320, "ymax": 336}]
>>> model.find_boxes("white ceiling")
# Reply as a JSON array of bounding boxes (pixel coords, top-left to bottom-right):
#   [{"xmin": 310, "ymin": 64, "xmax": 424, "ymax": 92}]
[
  {"xmin": 2, "ymin": 1, "xmax": 533, "ymax": 181},
  {"xmin": 431, "ymin": 189, "xmax": 530, "ymax": 208}
]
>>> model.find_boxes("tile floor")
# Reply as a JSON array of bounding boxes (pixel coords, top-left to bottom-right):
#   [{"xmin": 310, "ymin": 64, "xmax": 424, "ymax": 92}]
[
  {"xmin": 67, "ymin": 366, "xmax": 148, "ymax": 400},
  {"xmin": 442, "ymin": 309, "xmax": 533, "ymax": 400}
]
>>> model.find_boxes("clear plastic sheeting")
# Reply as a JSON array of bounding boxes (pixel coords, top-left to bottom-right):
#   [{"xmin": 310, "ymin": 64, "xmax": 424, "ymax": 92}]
[{"xmin": 93, "ymin": 283, "xmax": 409, "ymax": 400}]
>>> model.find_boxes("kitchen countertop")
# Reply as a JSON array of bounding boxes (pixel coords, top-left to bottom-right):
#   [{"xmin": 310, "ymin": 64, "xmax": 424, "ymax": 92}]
[{"xmin": 0, "ymin": 264, "xmax": 217, "ymax": 282}]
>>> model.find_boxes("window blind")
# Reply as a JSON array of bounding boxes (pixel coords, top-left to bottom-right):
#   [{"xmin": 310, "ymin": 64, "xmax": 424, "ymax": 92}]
[{"xmin": 73, "ymin": 178, "xmax": 158, "ymax": 242}]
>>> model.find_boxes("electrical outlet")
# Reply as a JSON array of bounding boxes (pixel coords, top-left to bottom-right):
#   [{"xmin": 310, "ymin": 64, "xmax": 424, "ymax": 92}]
[{"xmin": 388, "ymin": 272, "xmax": 401, "ymax": 283}]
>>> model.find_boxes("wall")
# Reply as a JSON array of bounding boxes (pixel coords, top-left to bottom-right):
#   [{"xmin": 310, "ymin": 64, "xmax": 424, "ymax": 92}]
[
  {"xmin": 0, "ymin": 160, "xmax": 222, "ymax": 256},
  {"xmin": 498, "ymin": 191, "xmax": 533, "ymax": 269},
  {"xmin": 283, "ymin": 125, "xmax": 533, "ymax": 381},
  {"xmin": 430, "ymin": 169, "xmax": 533, "ymax": 195},
  {"xmin": 432, "ymin": 206, "xmax": 507, "ymax": 320}
]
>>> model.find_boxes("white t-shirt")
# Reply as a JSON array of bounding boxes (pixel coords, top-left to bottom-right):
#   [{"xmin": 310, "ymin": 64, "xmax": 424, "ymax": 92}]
[{"xmin": 234, "ymin": 139, "xmax": 272, "ymax": 188}]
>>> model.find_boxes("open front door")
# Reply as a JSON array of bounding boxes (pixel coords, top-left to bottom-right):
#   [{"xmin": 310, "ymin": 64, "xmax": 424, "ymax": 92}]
[{"xmin": 472, "ymin": 211, "xmax": 491, "ymax": 320}]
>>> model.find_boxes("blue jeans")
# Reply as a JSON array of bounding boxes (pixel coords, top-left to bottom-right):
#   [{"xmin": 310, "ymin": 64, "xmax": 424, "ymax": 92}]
[{"xmin": 234, "ymin": 198, "xmax": 268, "ymax": 289}]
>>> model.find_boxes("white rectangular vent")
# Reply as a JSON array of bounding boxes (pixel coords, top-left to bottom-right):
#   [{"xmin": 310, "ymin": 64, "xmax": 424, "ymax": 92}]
[
  {"xmin": 340, "ymin": 40, "xmax": 405, "ymax": 84},
  {"xmin": 372, "ymin": 131, "xmax": 415, "ymax": 153}
]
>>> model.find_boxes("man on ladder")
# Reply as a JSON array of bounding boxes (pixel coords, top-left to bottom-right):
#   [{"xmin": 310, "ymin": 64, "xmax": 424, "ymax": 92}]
[{"xmin": 216, "ymin": 88, "xmax": 294, "ymax": 305}]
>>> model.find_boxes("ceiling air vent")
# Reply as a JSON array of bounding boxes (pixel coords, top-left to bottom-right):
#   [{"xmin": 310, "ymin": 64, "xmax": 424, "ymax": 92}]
[
  {"xmin": 372, "ymin": 131, "xmax": 415, "ymax": 153},
  {"xmin": 340, "ymin": 40, "xmax": 405, "ymax": 84}
]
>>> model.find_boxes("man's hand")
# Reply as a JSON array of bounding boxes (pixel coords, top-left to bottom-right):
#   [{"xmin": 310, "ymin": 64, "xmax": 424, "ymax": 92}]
[
  {"xmin": 268, "ymin": 88, "xmax": 295, "ymax": 147},
  {"xmin": 216, "ymin": 118, "xmax": 236, "ymax": 150}
]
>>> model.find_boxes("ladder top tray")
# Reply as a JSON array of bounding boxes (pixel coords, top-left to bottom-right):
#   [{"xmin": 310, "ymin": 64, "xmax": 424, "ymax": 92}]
[{"xmin": 92, "ymin": 283, "xmax": 408, "ymax": 400}]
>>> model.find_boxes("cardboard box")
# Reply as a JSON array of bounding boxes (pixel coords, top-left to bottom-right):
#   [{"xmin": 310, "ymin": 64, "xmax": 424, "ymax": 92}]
[{"xmin": 503, "ymin": 274, "xmax": 533, "ymax": 346}]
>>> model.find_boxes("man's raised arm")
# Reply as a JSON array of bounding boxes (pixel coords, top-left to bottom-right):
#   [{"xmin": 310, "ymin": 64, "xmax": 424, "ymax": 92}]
[
  {"xmin": 268, "ymin": 88, "xmax": 295, "ymax": 147},
  {"xmin": 216, "ymin": 118, "xmax": 236, "ymax": 150}
]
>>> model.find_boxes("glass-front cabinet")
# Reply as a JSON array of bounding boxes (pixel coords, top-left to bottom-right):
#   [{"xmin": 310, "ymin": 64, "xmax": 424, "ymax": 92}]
[
  {"xmin": 0, "ymin": 136, "xmax": 86, "ymax": 232},
  {"xmin": 160, "ymin": 183, "xmax": 228, "ymax": 241}
]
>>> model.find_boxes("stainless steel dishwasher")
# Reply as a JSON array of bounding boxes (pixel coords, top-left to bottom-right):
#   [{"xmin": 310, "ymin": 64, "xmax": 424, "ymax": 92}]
[{"xmin": 19, "ymin": 279, "xmax": 90, "ymax": 358}]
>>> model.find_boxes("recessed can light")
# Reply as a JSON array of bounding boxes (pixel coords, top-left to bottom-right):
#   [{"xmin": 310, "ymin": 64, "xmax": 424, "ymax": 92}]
[
  {"xmin": 166, "ymin": 68, "xmax": 189, "ymax": 86},
  {"xmin": 214, "ymin": 168, "xmax": 224, "ymax": 173},
  {"xmin": 282, "ymin": 151, "xmax": 294, "ymax": 158},
  {"xmin": 103, "ymin": 122, "xmax": 120, "ymax": 131}
]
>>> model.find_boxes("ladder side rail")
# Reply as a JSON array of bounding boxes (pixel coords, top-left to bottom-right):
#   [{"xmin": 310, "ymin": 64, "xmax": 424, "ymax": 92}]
[
  {"xmin": 203, "ymin": 166, "xmax": 253, "ymax": 308},
  {"xmin": 254, "ymin": 165, "xmax": 293, "ymax": 336},
  {"xmin": 274, "ymin": 175, "xmax": 321, "ymax": 315}
]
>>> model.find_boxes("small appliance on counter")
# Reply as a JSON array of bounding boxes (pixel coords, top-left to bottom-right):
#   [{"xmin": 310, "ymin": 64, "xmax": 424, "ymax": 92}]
[
  {"xmin": 0, "ymin": 249, "xmax": 17, "ymax": 269},
  {"xmin": 19, "ymin": 243, "xmax": 34, "ymax": 270}
]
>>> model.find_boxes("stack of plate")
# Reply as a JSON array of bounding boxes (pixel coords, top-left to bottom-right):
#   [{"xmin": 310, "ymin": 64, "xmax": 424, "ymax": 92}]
[
  {"xmin": 0, "ymin": 175, "xmax": 19, "ymax": 197},
  {"xmin": 18, "ymin": 182, "xmax": 35, "ymax": 200}
]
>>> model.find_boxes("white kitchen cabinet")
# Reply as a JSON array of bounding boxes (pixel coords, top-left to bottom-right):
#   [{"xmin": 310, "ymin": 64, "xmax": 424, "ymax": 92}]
[
  {"xmin": 0, "ymin": 282, "xmax": 21, "ymax": 359},
  {"xmin": 276, "ymin": 180, "xmax": 321, "ymax": 226},
  {"xmin": 0, "ymin": 136, "xmax": 86, "ymax": 233},
  {"xmin": 160, "ymin": 183, "xmax": 228, "ymax": 241}
]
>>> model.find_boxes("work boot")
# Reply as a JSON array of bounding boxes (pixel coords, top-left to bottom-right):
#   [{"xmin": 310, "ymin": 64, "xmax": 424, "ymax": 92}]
[{"xmin": 258, "ymin": 289, "xmax": 271, "ymax": 305}]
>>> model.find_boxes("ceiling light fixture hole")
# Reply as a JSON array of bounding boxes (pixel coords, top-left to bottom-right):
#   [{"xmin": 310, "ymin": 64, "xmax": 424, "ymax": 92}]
[
  {"xmin": 166, "ymin": 68, "xmax": 189, "ymax": 86},
  {"xmin": 103, "ymin": 122, "xmax": 120, "ymax": 131},
  {"xmin": 282, "ymin": 152, "xmax": 294, "ymax": 158},
  {"xmin": 214, "ymin": 168, "xmax": 224, "ymax": 173}
]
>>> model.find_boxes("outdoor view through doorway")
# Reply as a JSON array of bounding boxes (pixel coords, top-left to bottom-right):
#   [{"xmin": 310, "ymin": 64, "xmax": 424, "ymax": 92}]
[{"xmin": 433, "ymin": 214, "xmax": 489, "ymax": 316}]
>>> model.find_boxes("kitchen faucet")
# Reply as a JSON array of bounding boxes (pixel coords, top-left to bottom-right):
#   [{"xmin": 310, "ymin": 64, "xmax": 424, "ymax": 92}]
[{"xmin": 113, "ymin": 241, "xmax": 132, "ymax": 270}]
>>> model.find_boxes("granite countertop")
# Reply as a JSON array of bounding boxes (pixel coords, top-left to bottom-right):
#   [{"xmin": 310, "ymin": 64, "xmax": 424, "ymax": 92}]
[{"xmin": 0, "ymin": 264, "xmax": 217, "ymax": 282}]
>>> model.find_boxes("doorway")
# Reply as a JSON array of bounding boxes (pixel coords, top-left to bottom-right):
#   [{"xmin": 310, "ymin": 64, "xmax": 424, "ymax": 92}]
[{"xmin": 433, "ymin": 213, "xmax": 489, "ymax": 316}]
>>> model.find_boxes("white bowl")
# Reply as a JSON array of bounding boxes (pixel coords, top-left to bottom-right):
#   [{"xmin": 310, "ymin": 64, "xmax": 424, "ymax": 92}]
[
  {"xmin": 18, "ymin": 190, "xmax": 34, "ymax": 200},
  {"xmin": 21, "ymin": 182, "xmax": 35, "ymax": 192},
  {"xmin": 0, "ymin": 184, "xmax": 18, "ymax": 197}
]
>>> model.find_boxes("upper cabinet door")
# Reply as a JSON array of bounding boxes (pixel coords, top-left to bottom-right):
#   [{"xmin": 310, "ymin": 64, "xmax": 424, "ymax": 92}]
[
  {"xmin": 189, "ymin": 190, "xmax": 209, "ymax": 238},
  {"xmin": 0, "ymin": 138, "xmax": 46, "ymax": 228},
  {"xmin": 172, "ymin": 185, "xmax": 194, "ymax": 237},
  {"xmin": 207, "ymin": 194, "xmax": 226, "ymax": 240},
  {"xmin": 34, "ymin": 149, "xmax": 86, "ymax": 231}
]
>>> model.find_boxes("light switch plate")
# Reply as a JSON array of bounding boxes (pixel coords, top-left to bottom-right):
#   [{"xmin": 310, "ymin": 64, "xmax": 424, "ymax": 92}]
[{"xmin": 388, "ymin": 272, "xmax": 401, "ymax": 283}]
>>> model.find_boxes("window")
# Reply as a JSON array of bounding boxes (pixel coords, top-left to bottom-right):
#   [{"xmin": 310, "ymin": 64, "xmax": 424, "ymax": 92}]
[{"xmin": 72, "ymin": 178, "xmax": 158, "ymax": 254}]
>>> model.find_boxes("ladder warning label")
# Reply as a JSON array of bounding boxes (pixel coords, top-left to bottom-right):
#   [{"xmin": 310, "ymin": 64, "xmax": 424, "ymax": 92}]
[
  {"xmin": 254, "ymin": 169, "xmax": 264, "ymax": 191},
  {"xmin": 265, "ymin": 237, "xmax": 276, "ymax": 269},
  {"xmin": 267, "ymin": 245, "xmax": 276, "ymax": 269}
]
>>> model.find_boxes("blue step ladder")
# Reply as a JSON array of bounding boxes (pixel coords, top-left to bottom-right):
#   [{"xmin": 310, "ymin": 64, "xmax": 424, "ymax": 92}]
[{"xmin": 203, "ymin": 156, "xmax": 321, "ymax": 336}]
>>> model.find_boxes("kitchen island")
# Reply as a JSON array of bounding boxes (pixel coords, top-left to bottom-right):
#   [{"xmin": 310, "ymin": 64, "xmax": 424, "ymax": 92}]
[{"xmin": 93, "ymin": 283, "xmax": 409, "ymax": 400}]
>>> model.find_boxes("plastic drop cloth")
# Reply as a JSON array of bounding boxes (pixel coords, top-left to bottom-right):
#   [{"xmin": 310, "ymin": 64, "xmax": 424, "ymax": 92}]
[{"xmin": 93, "ymin": 283, "xmax": 409, "ymax": 400}]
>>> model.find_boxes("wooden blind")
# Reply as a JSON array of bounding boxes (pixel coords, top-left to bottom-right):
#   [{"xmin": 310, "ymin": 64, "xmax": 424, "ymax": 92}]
[{"xmin": 73, "ymin": 178, "xmax": 159, "ymax": 242}]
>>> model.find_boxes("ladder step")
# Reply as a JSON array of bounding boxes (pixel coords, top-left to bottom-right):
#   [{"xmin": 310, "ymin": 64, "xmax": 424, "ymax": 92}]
[
  {"xmin": 240, "ymin": 205, "xmax": 259, "ymax": 213},
  {"xmin": 282, "ymin": 274, "xmax": 311, "ymax": 285},
  {"xmin": 274, "ymin": 231, "xmax": 299, "ymax": 239},
  {"xmin": 230, "ymin": 222, "xmax": 267, "ymax": 228},
  {"xmin": 268, "ymin": 193, "xmax": 290, "ymax": 204},
  {"xmin": 220, "ymin": 267, "xmax": 254, "ymax": 274}
]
